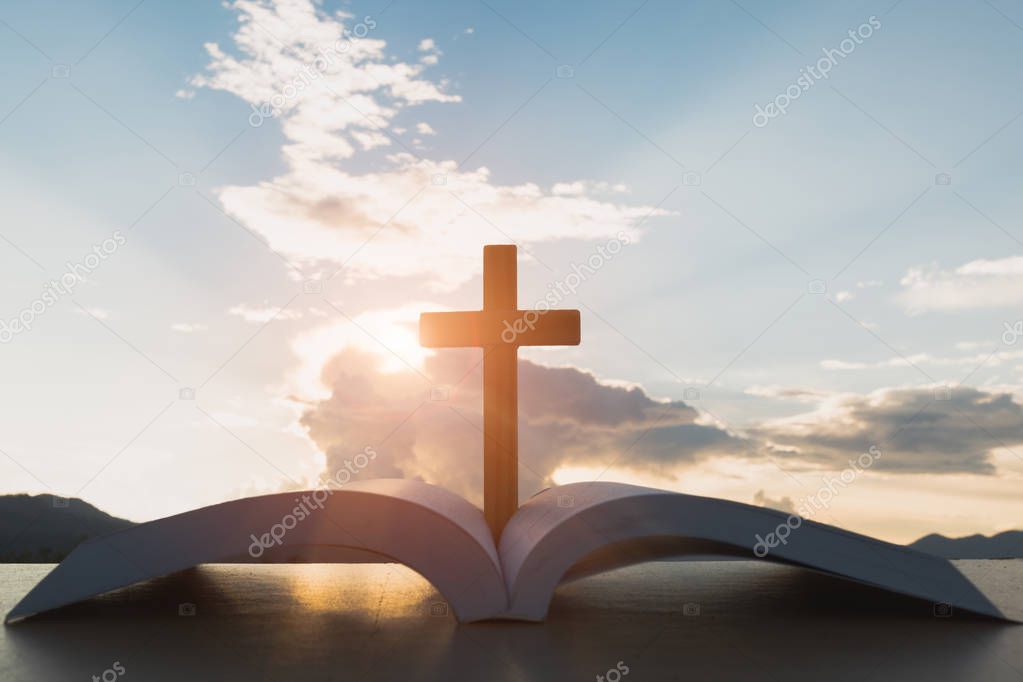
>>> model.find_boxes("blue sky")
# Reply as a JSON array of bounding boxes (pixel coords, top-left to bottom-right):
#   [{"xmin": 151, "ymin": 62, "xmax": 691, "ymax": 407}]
[{"xmin": 1, "ymin": 0, "xmax": 1022, "ymax": 542}]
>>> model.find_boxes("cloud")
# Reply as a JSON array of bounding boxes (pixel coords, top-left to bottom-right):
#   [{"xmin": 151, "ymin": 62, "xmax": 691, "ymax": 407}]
[
  {"xmin": 752, "ymin": 489, "xmax": 795, "ymax": 513},
  {"xmin": 185, "ymin": 2, "xmax": 1023, "ymax": 498},
  {"xmin": 551, "ymin": 181, "xmax": 629, "ymax": 196},
  {"xmin": 898, "ymin": 256, "xmax": 1023, "ymax": 312},
  {"xmin": 415, "ymin": 122, "xmax": 436, "ymax": 135},
  {"xmin": 229, "ymin": 302, "xmax": 303, "ymax": 323},
  {"xmin": 820, "ymin": 349, "xmax": 1023, "ymax": 371},
  {"xmin": 188, "ymin": 0, "xmax": 667, "ymax": 290},
  {"xmin": 291, "ymin": 304, "xmax": 1023, "ymax": 503},
  {"xmin": 417, "ymin": 38, "xmax": 440, "ymax": 65},
  {"xmin": 171, "ymin": 322, "xmax": 207, "ymax": 333},
  {"xmin": 297, "ymin": 346, "xmax": 757, "ymax": 505},
  {"xmin": 751, "ymin": 386, "xmax": 1023, "ymax": 474},
  {"xmin": 744, "ymin": 385, "xmax": 832, "ymax": 403}
]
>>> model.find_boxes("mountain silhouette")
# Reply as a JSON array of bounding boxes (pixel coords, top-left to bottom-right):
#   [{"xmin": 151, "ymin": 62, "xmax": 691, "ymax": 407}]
[
  {"xmin": 0, "ymin": 494, "xmax": 134, "ymax": 562},
  {"xmin": 908, "ymin": 531, "xmax": 1023, "ymax": 559}
]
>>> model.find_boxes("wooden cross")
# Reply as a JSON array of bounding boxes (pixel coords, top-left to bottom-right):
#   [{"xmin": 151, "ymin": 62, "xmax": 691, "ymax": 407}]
[{"xmin": 419, "ymin": 245, "xmax": 581, "ymax": 541}]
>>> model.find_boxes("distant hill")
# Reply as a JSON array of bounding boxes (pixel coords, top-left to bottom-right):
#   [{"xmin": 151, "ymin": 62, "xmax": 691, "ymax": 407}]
[
  {"xmin": 908, "ymin": 531, "xmax": 1023, "ymax": 559},
  {"xmin": 0, "ymin": 494, "xmax": 134, "ymax": 562}
]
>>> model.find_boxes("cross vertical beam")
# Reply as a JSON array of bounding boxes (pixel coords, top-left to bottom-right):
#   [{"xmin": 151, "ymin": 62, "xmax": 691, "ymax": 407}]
[
  {"xmin": 482, "ymin": 246, "xmax": 518, "ymax": 541},
  {"xmin": 419, "ymin": 245, "xmax": 580, "ymax": 542}
]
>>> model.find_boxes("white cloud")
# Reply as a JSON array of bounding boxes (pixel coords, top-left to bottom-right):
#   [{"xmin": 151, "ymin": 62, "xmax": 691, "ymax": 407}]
[
  {"xmin": 171, "ymin": 323, "xmax": 207, "ymax": 333},
  {"xmin": 835, "ymin": 290, "xmax": 854, "ymax": 302},
  {"xmin": 229, "ymin": 302, "xmax": 303, "ymax": 324},
  {"xmin": 415, "ymin": 122, "xmax": 436, "ymax": 135},
  {"xmin": 418, "ymin": 38, "xmax": 440, "ymax": 65},
  {"xmin": 898, "ymin": 256, "xmax": 1023, "ymax": 312},
  {"xmin": 188, "ymin": 0, "xmax": 459, "ymax": 167},
  {"xmin": 551, "ymin": 181, "xmax": 629, "ymax": 196},
  {"xmin": 188, "ymin": 0, "xmax": 667, "ymax": 291},
  {"xmin": 745, "ymin": 385, "xmax": 831, "ymax": 402},
  {"xmin": 821, "ymin": 349, "xmax": 1023, "ymax": 371}
]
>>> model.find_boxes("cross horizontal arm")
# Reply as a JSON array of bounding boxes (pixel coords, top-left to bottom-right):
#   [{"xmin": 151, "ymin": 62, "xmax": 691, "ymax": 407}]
[{"xmin": 419, "ymin": 309, "xmax": 580, "ymax": 348}]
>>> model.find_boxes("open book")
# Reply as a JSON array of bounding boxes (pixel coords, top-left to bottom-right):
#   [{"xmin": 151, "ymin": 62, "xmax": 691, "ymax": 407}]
[{"xmin": 4, "ymin": 479, "xmax": 1006, "ymax": 623}]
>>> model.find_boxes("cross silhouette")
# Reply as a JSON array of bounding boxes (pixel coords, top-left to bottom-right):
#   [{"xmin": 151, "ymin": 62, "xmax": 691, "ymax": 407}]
[{"xmin": 419, "ymin": 245, "xmax": 580, "ymax": 540}]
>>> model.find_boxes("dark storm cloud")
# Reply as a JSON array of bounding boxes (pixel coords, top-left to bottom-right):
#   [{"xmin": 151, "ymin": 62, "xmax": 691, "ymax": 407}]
[
  {"xmin": 752, "ymin": 386, "xmax": 1023, "ymax": 474},
  {"xmin": 299, "ymin": 350, "xmax": 1023, "ymax": 505},
  {"xmin": 299, "ymin": 349, "xmax": 755, "ymax": 502}
]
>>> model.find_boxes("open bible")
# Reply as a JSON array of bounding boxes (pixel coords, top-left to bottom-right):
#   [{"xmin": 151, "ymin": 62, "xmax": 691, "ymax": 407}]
[{"xmin": 5, "ymin": 479, "xmax": 1006, "ymax": 623}]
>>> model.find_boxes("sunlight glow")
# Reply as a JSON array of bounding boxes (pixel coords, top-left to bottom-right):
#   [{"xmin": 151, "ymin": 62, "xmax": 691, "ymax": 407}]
[{"xmin": 291, "ymin": 304, "xmax": 437, "ymax": 399}]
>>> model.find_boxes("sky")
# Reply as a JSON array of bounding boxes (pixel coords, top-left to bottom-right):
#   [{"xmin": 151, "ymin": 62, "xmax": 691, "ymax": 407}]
[{"xmin": 1, "ymin": 0, "xmax": 1022, "ymax": 544}]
